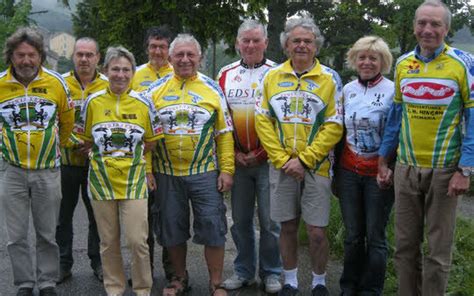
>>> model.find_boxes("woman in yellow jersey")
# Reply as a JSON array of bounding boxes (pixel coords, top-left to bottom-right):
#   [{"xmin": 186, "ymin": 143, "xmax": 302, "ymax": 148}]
[
  {"xmin": 335, "ymin": 36, "xmax": 395, "ymax": 296},
  {"xmin": 75, "ymin": 46, "xmax": 162, "ymax": 296}
]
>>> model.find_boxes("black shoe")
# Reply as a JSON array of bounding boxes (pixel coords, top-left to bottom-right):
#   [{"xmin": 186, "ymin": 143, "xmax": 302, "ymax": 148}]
[
  {"xmin": 57, "ymin": 268, "xmax": 72, "ymax": 284},
  {"xmin": 278, "ymin": 284, "xmax": 299, "ymax": 296},
  {"xmin": 311, "ymin": 284, "xmax": 329, "ymax": 296},
  {"xmin": 16, "ymin": 288, "xmax": 33, "ymax": 296},
  {"xmin": 93, "ymin": 265, "xmax": 103, "ymax": 282},
  {"xmin": 39, "ymin": 287, "xmax": 58, "ymax": 296}
]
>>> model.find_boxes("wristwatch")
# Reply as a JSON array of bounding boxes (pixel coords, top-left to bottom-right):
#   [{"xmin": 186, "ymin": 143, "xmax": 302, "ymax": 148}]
[{"xmin": 458, "ymin": 167, "xmax": 474, "ymax": 177}]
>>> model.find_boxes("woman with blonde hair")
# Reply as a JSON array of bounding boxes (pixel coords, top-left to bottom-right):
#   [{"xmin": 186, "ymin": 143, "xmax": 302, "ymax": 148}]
[{"xmin": 336, "ymin": 36, "xmax": 394, "ymax": 295}]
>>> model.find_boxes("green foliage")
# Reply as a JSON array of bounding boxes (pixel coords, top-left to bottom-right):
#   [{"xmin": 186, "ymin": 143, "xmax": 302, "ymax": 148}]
[
  {"xmin": 0, "ymin": 0, "xmax": 32, "ymax": 70},
  {"xmin": 56, "ymin": 56, "xmax": 74, "ymax": 73}
]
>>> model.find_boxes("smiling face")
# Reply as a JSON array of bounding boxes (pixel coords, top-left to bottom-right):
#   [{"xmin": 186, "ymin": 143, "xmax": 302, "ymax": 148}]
[
  {"xmin": 356, "ymin": 50, "xmax": 382, "ymax": 80},
  {"xmin": 169, "ymin": 41, "xmax": 201, "ymax": 79},
  {"xmin": 106, "ymin": 56, "xmax": 133, "ymax": 95},
  {"xmin": 414, "ymin": 5, "xmax": 449, "ymax": 57},
  {"xmin": 285, "ymin": 26, "xmax": 317, "ymax": 71},
  {"xmin": 73, "ymin": 40, "xmax": 100, "ymax": 77},
  {"xmin": 236, "ymin": 27, "xmax": 268, "ymax": 67},
  {"xmin": 147, "ymin": 37, "xmax": 170, "ymax": 70},
  {"xmin": 11, "ymin": 42, "xmax": 41, "ymax": 84}
]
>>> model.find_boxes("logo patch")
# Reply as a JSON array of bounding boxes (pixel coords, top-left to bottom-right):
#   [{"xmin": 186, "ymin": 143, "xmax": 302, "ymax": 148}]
[
  {"xmin": 278, "ymin": 82, "xmax": 294, "ymax": 88},
  {"xmin": 163, "ymin": 95, "xmax": 179, "ymax": 101},
  {"xmin": 402, "ymin": 82, "xmax": 454, "ymax": 100}
]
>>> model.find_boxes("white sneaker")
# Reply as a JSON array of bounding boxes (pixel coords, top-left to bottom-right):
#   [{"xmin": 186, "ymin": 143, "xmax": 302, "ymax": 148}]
[
  {"xmin": 222, "ymin": 274, "xmax": 256, "ymax": 290},
  {"xmin": 264, "ymin": 274, "xmax": 282, "ymax": 293}
]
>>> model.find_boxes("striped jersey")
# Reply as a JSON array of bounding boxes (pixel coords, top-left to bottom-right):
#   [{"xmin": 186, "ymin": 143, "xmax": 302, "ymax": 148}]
[
  {"xmin": 61, "ymin": 71, "xmax": 108, "ymax": 166},
  {"xmin": 394, "ymin": 45, "xmax": 474, "ymax": 167},
  {"xmin": 0, "ymin": 66, "xmax": 74, "ymax": 169},
  {"xmin": 217, "ymin": 59, "xmax": 276, "ymax": 164},
  {"xmin": 144, "ymin": 72, "xmax": 234, "ymax": 176},
  {"xmin": 75, "ymin": 88, "xmax": 163, "ymax": 200},
  {"xmin": 255, "ymin": 59, "xmax": 343, "ymax": 177}
]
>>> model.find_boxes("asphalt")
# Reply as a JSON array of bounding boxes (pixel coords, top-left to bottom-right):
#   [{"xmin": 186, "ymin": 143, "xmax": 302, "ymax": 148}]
[{"xmin": 0, "ymin": 198, "xmax": 343, "ymax": 296}]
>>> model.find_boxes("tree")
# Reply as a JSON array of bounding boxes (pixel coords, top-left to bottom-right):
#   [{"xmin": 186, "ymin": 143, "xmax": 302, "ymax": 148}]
[{"xmin": 0, "ymin": 0, "xmax": 32, "ymax": 70}]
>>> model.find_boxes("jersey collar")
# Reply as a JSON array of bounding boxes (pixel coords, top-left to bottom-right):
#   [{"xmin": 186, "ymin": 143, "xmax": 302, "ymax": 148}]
[
  {"xmin": 281, "ymin": 58, "xmax": 321, "ymax": 78},
  {"xmin": 414, "ymin": 43, "xmax": 445, "ymax": 63},
  {"xmin": 358, "ymin": 73, "xmax": 383, "ymax": 88},
  {"xmin": 240, "ymin": 58, "xmax": 267, "ymax": 69},
  {"xmin": 7, "ymin": 65, "xmax": 43, "ymax": 83}
]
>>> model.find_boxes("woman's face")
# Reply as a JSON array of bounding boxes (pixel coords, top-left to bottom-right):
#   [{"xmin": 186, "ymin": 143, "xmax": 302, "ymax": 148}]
[
  {"xmin": 356, "ymin": 50, "xmax": 382, "ymax": 80},
  {"xmin": 106, "ymin": 56, "xmax": 133, "ymax": 95}
]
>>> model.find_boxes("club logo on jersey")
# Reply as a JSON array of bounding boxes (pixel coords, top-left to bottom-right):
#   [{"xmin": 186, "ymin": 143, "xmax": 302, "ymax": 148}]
[
  {"xmin": 407, "ymin": 60, "xmax": 420, "ymax": 74},
  {"xmin": 371, "ymin": 93, "xmax": 385, "ymax": 106},
  {"xmin": 92, "ymin": 122, "xmax": 144, "ymax": 157},
  {"xmin": 163, "ymin": 95, "xmax": 179, "ymax": 101},
  {"xmin": 189, "ymin": 91, "xmax": 203, "ymax": 104},
  {"xmin": 232, "ymin": 75, "xmax": 242, "ymax": 83},
  {"xmin": 278, "ymin": 81, "xmax": 294, "ymax": 88},
  {"xmin": 304, "ymin": 79, "xmax": 319, "ymax": 91},
  {"xmin": 270, "ymin": 91, "xmax": 324, "ymax": 123},
  {"xmin": 158, "ymin": 105, "xmax": 210, "ymax": 134},
  {"xmin": 402, "ymin": 82, "xmax": 454, "ymax": 100},
  {"xmin": 0, "ymin": 96, "xmax": 56, "ymax": 131},
  {"xmin": 435, "ymin": 63, "xmax": 444, "ymax": 70}
]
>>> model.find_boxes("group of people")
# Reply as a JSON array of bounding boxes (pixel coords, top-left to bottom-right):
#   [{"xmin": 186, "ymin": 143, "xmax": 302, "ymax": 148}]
[{"xmin": 0, "ymin": 0, "xmax": 472, "ymax": 296}]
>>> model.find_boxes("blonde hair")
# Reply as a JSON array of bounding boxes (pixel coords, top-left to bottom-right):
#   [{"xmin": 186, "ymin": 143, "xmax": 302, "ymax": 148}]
[{"xmin": 346, "ymin": 36, "xmax": 393, "ymax": 74}]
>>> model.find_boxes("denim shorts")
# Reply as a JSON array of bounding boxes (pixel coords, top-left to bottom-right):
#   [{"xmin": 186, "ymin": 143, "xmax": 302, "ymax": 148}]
[{"xmin": 153, "ymin": 171, "xmax": 227, "ymax": 247}]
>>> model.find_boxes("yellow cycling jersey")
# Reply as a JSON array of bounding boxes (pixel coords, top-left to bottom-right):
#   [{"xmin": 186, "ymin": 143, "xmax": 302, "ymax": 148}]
[
  {"xmin": 61, "ymin": 71, "xmax": 108, "ymax": 166},
  {"xmin": 144, "ymin": 72, "xmax": 235, "ymax": 176},
  {"xmin": 394, "ymin": 45, "xmax": 474, "ymax": 168},
  {"xmin": 131, "ymin": 62, "xmax": 173, "ymax": 92},
  {"xmin": 0, "ymin": 66, "xmax": 74, "ymax": 169},
  {"xmin": 75, "ymin": 87, "xmax": 163, "ymax": 200},
  {"xmin": 255, "ymin": 59, "xmax": 343, "ymax": 177}
]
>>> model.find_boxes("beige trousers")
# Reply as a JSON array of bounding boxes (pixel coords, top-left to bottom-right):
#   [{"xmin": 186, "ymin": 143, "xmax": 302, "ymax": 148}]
[
  {"xmin": 394, "ymin": 163, "xmax": 458, "ymax": 296},
  {"xmin": 92, "ymin": 199, "xmax": 152, "ymax": 296}
]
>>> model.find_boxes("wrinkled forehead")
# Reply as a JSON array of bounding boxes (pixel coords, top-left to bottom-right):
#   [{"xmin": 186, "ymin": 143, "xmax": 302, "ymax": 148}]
[{"xmin": 171, "ymin": 41, "xmax": 200, "ymax": 55}]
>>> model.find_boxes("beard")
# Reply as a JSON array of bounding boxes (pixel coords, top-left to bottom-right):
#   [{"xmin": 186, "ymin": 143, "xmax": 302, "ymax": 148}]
[{"xmin": 14, "ymin": 65, "xmax": 39, "ymax": 83}]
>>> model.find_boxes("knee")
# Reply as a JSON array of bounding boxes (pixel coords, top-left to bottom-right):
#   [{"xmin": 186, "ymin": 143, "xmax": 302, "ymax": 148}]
[
  {"xmin": 280, "ymin": 220, "xmax": 299, "ymax": 236},
  {"xmin": 307, "ymin": 226, "xmax": 327, "ymax": 246}
]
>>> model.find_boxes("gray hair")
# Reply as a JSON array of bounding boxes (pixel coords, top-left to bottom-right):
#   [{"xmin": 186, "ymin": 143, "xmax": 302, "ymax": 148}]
[
  {"xmin": 415, "ymin": 0, "xmax": 451, "ymax": 29},
  {"xmin": 3, "ymin": 27, "xmax": 46, "ymax": 65},
  {"xmin": 237, "ymin": 19, "xmax": 267, "ymax": 39},
  {"xmin": 280, "ymin": 17, "xmax": 324, "ymax": 55},
  {"xmin": 74, "ymin": 37, "xmax": 100, "ymax": 54},
  {"xmin": 169, "ymin": 34, "xmax": 202, "ymax": 56},
  {"xmin": 103, "ymin": 46, "xmax": 136, "ymax": 72}
]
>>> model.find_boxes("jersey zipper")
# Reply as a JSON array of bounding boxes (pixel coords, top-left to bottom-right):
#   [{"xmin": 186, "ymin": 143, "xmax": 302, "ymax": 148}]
[
  {"xmin": 293, "ymin": 77, "xmax": 301, "ymax": 154},
  {"xmin": 24, "ymin": 85, "xmax": 31, "ymax": 168},
  {"xmin": 116, "ymin": 93, "xmax": 120, "ymax": 116},
  {"xmin": 246, "ymin": 67, "xmax": 253, "ymax": 152},
  {"xmin": 180, "ymin": 80, "xmax": 186, "ymax": 168}
]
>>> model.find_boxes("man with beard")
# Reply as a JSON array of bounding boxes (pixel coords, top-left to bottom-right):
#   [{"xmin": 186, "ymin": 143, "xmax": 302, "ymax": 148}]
[
  {"xmin": 0, "ymin": 27, "xmax": 74, "ymax": 296},
  {"xmin": 56, "ymin": 37, "xmax": 108, "ymax": 283}
]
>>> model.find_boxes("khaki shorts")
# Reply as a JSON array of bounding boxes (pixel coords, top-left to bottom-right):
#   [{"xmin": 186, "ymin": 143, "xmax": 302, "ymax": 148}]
[{"xmin": 269, "ymin": 165, "xmax": 331, "ymax": 227}]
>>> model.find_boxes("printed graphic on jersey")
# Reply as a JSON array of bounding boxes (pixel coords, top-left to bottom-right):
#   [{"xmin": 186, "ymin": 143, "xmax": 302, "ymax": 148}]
[
  {"xmin": 270, "ymin": 90, "xmax": 324, "ymax": 124},
  {"xmin": 346, "ymin": 114, "xmax": 385, "ymax": 154},
  {"xmin": 400, "ymin": 78, "xmax": 458, "ymax": 105},
  {"xmin": 74, "ymin": 100, "xmax": 85, "ymax": 123},
  {"xmin": 92, "ymin": 122, "xmax": 144, "ymax": 157},
  {"xmin": 0, "ymin": 96, "xmax": 57, "ymax": 130},
  {"xmin": 158, "ymin": 104, "xmax": 211, "ymax": 134}
]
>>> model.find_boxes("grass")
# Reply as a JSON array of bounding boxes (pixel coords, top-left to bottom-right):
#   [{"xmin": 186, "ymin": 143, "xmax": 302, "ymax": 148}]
[{"xmin": 298, "ymin": 197, "xmax": 474, "ymax": 295}]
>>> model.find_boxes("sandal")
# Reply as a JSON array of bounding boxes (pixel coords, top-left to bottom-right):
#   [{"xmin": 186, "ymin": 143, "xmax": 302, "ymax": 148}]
[
  {"xmin": 209, "ymin": 282, "xmax": 227, "ymax": 296},
  {"xmin": 162, "ymin": 274, "xmax": 190, "ymax": 296}
]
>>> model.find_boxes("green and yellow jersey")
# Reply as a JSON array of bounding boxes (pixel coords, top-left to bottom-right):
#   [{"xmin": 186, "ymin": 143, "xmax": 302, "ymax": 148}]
[
  {"xmin": 131, "ymin": 62, "xmax": 173, "ymax": 92},
  {"xmin": 75, "ymin": 87, "xmax": 163, "ymax": 200},
  {"xmin": 0, "ymin": 66, "xmax": 74, "ymax": 169},
  {"xmin": 61, "ymin": 71, "xmax": 108, "ymax": 166},
  {"xmin": 145, "ymin": 72, "xmax": 234, "ymax": 177}
]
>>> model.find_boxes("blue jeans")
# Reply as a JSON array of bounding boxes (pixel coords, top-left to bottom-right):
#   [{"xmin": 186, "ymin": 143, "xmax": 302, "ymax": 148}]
[
  {"xmin": 56, "ymin": 165, "xmax": 101, "ymax": 271},
  {"xmin": 336, "ymin": 168, "xmax": 394, "ymax": 296},
  {"xmin": 230, "ymin": 163, "xmax": 281, "ymax": 280}
]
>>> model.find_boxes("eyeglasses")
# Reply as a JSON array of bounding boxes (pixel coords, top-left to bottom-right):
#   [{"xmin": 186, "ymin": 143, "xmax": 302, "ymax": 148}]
[{"xmin": 290, "ymin": 38, "xmax": 315, "ymax": 45}]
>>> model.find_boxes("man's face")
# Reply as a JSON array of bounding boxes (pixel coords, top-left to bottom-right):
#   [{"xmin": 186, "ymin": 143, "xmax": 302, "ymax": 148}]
[
  {"xmin": 236, "ymin": 28, "xmax": 268, "ymax": 66},
  {"xmin": 11, "ymin": 42, "xmax": 41, "ymax": 82},
  {"xmin": 285, "ymin": 26, "xmax": 317, "ymax": 65},
  {"xmin": 414, "ymin": 5, "xmax": 449, "ymax": 55},
  {"xmin": 147, "ymin": 37, "xmax": 170, "ymax": 69},
  {"xmin": 73, "ymin": 40, "xmax": 100, "ymax": 76},
  {"xmin": 169, "ymin": 42, "xmax": 201, "ymax": 79}
]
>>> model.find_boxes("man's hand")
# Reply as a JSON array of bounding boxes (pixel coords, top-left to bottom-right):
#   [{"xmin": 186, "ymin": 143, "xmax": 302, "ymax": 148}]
[
  {"xmin": 447, "ymin": 171, "xmax": 470, "ymax": 198},
  {"xmin": 282, "ymin": 158, "xmax": 305, "ymax": 181},
  {"xmin": 377, "ymin": 157, "xmax": 393, "ymax": 189},
  {"xmin": 235, "ymin": 152, "xmax": 248, "ymax": 167},
  {"xmin": 78, "ymin": 141, "xmax": 93, "ymax": 156},
  {"xmin": 146, "ymin": 173, "xmax": 157, "ymax": 191},
  {"xmin": 217, "ymin": 172, "xmax": 233, "ymax": 192},
  {"xmin": 243, "ymin": 151, "xmax": 259, "ymax": 167}
]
